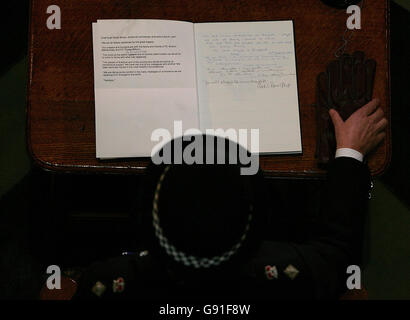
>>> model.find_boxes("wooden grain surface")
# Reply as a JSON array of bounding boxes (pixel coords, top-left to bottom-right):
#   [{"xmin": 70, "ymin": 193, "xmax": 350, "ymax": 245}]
[{"xmin": 27, "ymin": 0, "xmax": 390, "ymax": 177}]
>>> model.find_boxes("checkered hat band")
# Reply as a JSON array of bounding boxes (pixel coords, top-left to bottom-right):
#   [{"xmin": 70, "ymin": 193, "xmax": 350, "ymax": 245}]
[{"xmin": 152, "ymin": 166, "xmax": 252, "ymax": 269}]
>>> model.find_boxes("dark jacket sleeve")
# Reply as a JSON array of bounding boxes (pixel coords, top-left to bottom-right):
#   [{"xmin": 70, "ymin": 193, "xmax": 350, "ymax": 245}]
[
  {"xmin": 297, "ymin": 156, "xmax": 371, "ymax": 298},
  {"xmin": 245, "ymin": 157, "xmax": 371, "ymax": 299}
]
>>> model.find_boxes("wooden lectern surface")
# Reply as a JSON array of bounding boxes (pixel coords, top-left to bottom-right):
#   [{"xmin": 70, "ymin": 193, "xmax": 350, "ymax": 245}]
[{"xmin": 28, "ymin": 0, "xmax": 390, "ymax": 177}]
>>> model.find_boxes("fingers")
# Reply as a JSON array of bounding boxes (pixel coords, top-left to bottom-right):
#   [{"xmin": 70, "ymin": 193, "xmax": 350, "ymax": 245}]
[
  {"xmin": 341, "ymin": 55, "xmax": 353, "ymax": 95},
  {"xmin": 369, "ymin": 106, "xmax": 384, "ymax": 123},
  {"xmin": 329, "ymin": 109, "xmax": 344, "ymax": 130},
  {"xmin": 374, "ymin": 117, "xmax": 388, "ymax": 133},
  {"xmin": 374, "ymin": 131, "xmax": 386, "ymax": 147},
  {"xmin": 369, "ymin": 119, "xmax": 387, "ymax": 154},
  {"xmin": 367, "ymin": 101, "xmax": 387, "ymax": 134},
  {"xmin": 352, "ymin": 51, "xmax": 365, "ymax": 100},
  {"xmin": 361, "ymin": 98, "xmax": 380, "ymax": 115},
  {"xmin": 327, "ymin": 61, "xmax": 341, "ymax": 106},
  {"xmin": 317, "ymin": 72, "xmax": 328, "ymax": 104},
  {"xmin": 365, "ymin": 59, "xmax": 376, "ymax": 101}
]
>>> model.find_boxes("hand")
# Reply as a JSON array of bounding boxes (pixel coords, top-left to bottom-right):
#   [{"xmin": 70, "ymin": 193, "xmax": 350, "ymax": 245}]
[
  {"xmin": 329, "ymin": 98, "xmax": 387, "ymax": 156},
  {"xmin": 315, "ymin": 51, "xmax": 376, "ymax": 164}
]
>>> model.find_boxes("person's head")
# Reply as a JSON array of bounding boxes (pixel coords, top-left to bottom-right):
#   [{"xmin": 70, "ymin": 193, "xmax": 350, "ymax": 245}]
[{"xmin": 140, "ymin": 135, "xmax": 266, "ymax": 281}]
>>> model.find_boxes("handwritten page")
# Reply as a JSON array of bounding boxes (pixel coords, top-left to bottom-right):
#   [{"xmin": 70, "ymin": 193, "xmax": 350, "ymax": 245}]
[
  {"xmin": 93, "ymin": 20, "xmax": 198, "ymax": 158},
  {"xmin": 194, "ymin": 21, "xmax": 302, "ymax": 154}
]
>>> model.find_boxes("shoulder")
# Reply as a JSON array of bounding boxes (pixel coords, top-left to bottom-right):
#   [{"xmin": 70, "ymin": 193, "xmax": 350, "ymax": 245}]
[
  {"xmin": 236, "ymin": 241, "xmax": 315, "ymax": 299},
  {"xmin": 74, "ymin": 250, "xmax": 162, "ymax": 299}
]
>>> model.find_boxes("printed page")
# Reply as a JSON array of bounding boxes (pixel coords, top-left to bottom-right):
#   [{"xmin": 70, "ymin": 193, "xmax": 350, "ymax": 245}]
[
  {"xmin": 194, "ymin": 21, "xmax": 302, "ymax": 154},
  {"xmin": 93, "ymin": 20, "xmax": 198, "ymax": 158}
]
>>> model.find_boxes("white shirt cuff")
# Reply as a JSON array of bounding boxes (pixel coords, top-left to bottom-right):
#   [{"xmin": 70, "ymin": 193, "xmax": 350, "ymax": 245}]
[{"xmin": 335, "ymin": 148, "xmax": 364, "ymax": 162}]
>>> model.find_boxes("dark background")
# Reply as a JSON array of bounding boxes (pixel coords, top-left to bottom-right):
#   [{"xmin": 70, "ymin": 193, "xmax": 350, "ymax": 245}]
[{"xmin": 0, "ymin": 0, "xmax": 409, "ymax": 299}]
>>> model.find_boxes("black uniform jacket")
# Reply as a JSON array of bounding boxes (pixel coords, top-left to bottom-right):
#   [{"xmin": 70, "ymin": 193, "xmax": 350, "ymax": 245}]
[{"xmin": 74, "ymin": 157, "xmax": 371, "ymax": 300}]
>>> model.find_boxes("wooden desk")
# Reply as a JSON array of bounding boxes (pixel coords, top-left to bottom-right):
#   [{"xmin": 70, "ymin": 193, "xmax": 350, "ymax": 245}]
[{"xmin": 28, "ymin": 0, "xmax": 390, "ymax": 177}]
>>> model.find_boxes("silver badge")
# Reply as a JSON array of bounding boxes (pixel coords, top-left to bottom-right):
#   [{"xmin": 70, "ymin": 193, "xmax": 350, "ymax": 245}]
[
  {"xmin": 91, "ymin": 281, "xmax": 106, "ymax": 297},
  {"xmin": 284, "ymin": 264, "xmax": 299, "ymax": 280},
  {"xmin": 265, "ymin": 265, "xmax": 278, "ymax": 280}
]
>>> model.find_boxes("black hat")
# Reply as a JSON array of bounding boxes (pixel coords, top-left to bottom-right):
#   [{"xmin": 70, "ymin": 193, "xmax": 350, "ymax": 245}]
[{"xmin": 139, "ymin": 135, "xmax": 266, "ymax": 276}]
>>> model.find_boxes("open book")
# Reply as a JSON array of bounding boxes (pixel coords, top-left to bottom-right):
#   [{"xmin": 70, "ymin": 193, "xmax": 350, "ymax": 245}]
[{"xmin": 92, "ymin": 19, "xmax": 302, "ymax": 158}]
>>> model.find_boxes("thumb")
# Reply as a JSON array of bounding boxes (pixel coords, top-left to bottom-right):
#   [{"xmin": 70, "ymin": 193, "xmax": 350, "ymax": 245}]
[{"xmin": 329, "ymin": 109, "xmax": 344, "ymax": 130}]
